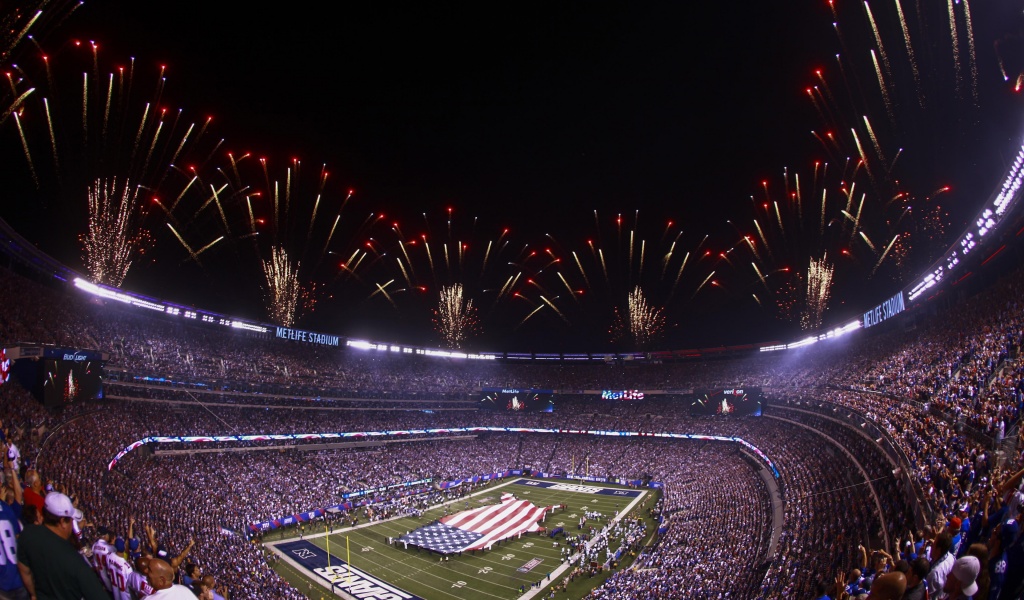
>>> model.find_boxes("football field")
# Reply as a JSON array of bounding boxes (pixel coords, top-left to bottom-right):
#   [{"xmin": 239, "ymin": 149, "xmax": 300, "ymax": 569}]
[{"xmin": 267, "ymin": 478, "xmax": 657, "ymax": 600}]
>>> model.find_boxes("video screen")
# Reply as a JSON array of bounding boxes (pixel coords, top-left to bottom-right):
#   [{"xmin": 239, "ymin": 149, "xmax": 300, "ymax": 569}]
[
  {"xmin": 479, "ymin": 390, "xmax": 554, "ymax": 412},
  {"xmin": 691, "ymin": 388, "xmax": 762, "ymax": 416},
  {"xmin": 41, "ymin": 359, "xmax": 103, "ymax": 406}
]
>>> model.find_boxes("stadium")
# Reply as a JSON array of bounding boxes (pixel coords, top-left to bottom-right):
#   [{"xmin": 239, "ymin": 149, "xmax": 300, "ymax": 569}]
[{"xmin": 0, "ymin": 2, "xmax": 1023, "ymax": 600}]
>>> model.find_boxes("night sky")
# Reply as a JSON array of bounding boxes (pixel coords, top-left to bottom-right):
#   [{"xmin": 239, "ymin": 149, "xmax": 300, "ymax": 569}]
[{"xmin": 2, "ymin": 1, "xmax": 1023, "ymax": 352}]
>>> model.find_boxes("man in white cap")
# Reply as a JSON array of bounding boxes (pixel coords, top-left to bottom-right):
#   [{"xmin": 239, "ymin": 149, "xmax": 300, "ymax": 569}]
[
  {"xmin": 942, "ymin": 555, "xmax": 980, "ymax": 600},
  {"xmin": 15, "ymin": 491, "xmax": 108, "ymax": 599}
]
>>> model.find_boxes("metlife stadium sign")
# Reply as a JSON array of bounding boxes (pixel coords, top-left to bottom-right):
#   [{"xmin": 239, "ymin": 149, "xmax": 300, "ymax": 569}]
[
  {"xmin": 275, "ymin": 326, "xmax": 340, "ymax": 347},
  {"xmin": 862, "ymin": 291, "xmax": 906, "ymax": 329}
]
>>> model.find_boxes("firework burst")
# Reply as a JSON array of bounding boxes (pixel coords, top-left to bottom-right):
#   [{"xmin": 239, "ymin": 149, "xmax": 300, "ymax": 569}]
[
  {"xmin": 262, "ymin": 246, "xmax": 302, "ymax": 327},
  {"xmin": 216, "ymin": 153, "xmax": 377, "ymax": 324},
  {"xmin": 539, "ymin": 210, "xmax": 720, "ymax": 339},
  {"xmin": 610, "ymin": 286, "xmax": 666, "ymax": 349},
  {"xmin": 0, "ymin": 1, "xmax": 80, "ymax": 116},
  {"xmin": 433, "ymin": 283, "xmax": 479, "ymax": 348},
  {"xmin": 739, "ymin": 159, "xmax": 938, "ymax": 324},
  {"xmin": 80, "ymin": 177, "xmax": 146, "ymax": 287},
  {"xmin": 801, "ymin": 254, "xmax": 834, "ymax": 330},
  {"xmin": 368, "ymin": 207, "xmax": 533, "ymax": 337},
  {"xmin": 810, "ymin": 0, "xmax": 985, "ymax": 188}
]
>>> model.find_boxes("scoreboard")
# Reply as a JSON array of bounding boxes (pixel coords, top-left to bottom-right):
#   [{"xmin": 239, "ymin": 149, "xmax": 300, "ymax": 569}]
[
  {"xmin": 478, "ymin": 389, "xmax": 555, "ymax": 412},
  {"xmin": 3, "ymin": 346, "xmax": 105, "ymax": 407},
  {"xmin": 691, "ymin": 388, "xmax": 762, "ymax": 416}
]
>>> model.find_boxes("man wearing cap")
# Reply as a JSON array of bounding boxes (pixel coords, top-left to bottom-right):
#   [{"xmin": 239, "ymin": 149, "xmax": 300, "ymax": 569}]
[
  {"xmin": 126, "ymin": 538, "xmax": 142, "ymax": 563},
  {"xmin": 105, "ymin": 544, "xmax": 138, "ymax": 600},
  {"xmin": 15, "ymin": 492, "xmax": 108, "ymax": 600},
  {"xmin": 948, "ymin": 517, "xmax": 964, "ymax": 558},
  {"xmin": 942, "ymin": 555, "xmax": 980, "ymax": 600}
]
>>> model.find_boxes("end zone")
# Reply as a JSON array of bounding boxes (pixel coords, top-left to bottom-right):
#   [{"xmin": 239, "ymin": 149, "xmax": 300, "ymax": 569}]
[
  {"xmin": 512, "ymin": 478, "xmax": 644, "ymax": 497},
  {"xmin": 273, "ymin": 540, "xmax": 424, "ymax": 600}
]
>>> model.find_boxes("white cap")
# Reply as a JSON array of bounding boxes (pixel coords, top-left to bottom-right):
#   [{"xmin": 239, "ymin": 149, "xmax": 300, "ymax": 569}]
[
  {"xmin": 951, "ymin": 555, "xmax": 980, "ymax": 597},
  {"xmin": 44, "ymin": 492, "xmax": 83, "ymax": 521}
]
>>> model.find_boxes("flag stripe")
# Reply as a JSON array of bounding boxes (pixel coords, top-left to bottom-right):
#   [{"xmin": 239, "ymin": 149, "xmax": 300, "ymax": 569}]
[
  {"xmin": 444, "ymin": 499, "xmax": 530, "ymax": 532},
  {"xmin": 475, "ymin": 504, "xmax": 545, "ymax": 544},
  {"xmin": 400, "ymin": 497, "xmax": 556, "ymax": 554},
  {"xmin": 465, "ymin": 504, "xmax": 550, "ymax": 550}
]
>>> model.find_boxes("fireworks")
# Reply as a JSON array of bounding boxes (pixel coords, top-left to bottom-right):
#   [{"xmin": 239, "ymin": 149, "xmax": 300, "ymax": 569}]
[
  {"xmin": 0, "ymin": 1, "xmax": 1011, "ymax": 351},
  {"xmin": 540, "ymin": 210, "xmax": 719, "ymax": 337},
  {"xmin": 80, "ymin": 177, "xmax": 145, "ymax": 287},
  {"xmin": 433, "ymin": 283, "xmax": 478, "ymax": 349},
  {"xmin": 369, "ymin": 207, "xmax": 532, "ymax": 337},
  {"xmin": 747, "ymin": 0, "xmax": 992, "ymax": 329},
  {"xmin": 801, "ymin": 255, "xmax": 834, "ymax": 331},
  {"xmin": 810, "ymin": 0, "xmax": 981, "ymax": 193},
  {"xmin": 262, "ymin": 246, "xmax": 302, "ymax": 327},
  {"xmin": 741, "ymin": 159, "xmax": 918, "ymax": 325},
  {"xmin": 0, "ymin": 1, "xmax": 79, "ymax": 112},
  {"xmin": 215, "ymin": 153, "xmax": 378, "ymax": 324},
  {"xmin": 6, "ymin": 41, "xmax": 225, "ymax": 283},
  {"xmin": 610, "ymin": 286, "xmax": 666, "ymax": 349}
]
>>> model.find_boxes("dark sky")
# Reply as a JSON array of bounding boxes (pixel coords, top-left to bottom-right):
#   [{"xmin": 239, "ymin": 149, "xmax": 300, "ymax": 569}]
[{"xmin": 2, "ymin": 1, "xmax": 1023, "ymax": 351}]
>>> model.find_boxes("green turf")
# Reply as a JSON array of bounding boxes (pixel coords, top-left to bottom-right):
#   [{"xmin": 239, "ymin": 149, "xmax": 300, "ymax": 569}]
[{"xmin": 267, "ymin": 478, "xmax": 661, "ymax": 600}]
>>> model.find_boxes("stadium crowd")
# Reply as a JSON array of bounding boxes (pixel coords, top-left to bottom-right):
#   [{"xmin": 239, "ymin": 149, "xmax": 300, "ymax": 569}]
[{"xmin": 0, "ymin": 256, "xmax": 1022, "ymax": 599}]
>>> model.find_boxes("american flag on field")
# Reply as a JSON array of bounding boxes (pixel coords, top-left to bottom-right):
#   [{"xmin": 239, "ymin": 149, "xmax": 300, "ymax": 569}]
[{"xmin": 399, "ymin": 494, "xmax": 555, "ymax": 554}]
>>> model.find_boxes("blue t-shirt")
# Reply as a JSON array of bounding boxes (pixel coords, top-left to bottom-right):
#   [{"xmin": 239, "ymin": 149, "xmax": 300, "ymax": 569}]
[
  {"xmin": 0, "ymin": 500, "xmax": 23, "ymax": 591},
  {"xmin": 1003, "ymin": 524, "xmax": 1024, "ymax": 600},
  {"xmin": 989, "ymin": 552, "xmax": 1007, "ymax": 600}
]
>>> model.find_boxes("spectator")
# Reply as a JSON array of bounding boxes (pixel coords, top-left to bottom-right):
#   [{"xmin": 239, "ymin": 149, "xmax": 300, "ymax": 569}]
[
  {"xmin": 0, "ymin": 445, "xmax": 25, "ymax": 600},
  {"xmin": 15, "ymin": 492, "xmax": 108, "ymax": 600},
  {"xmin": 145, "ymin": 558, "xmax": 198, "ymax": 599},
  {"xmin": 927, "ymin": 532, "xmax": 955, "ymax": 599},
  {"xmin": 19, "ymin": 472, "xmax": 43, "ymax": 514},
  {"xmin": 943, "ymin": 555, "xmax": 980, "ymax": 600},
  {"xmin": 869, "ymin": 572, "xmax": 908, "ymax": 600},
  {"xmin": 901, "ymin": 557, "xmax": 930, "ymax": 600}
]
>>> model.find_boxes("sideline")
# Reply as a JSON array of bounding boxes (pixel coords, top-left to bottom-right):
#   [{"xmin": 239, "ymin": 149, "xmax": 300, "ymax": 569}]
[{"xmin": 516, "ymin": 487, "xmax": 648, "ymax": 600}]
